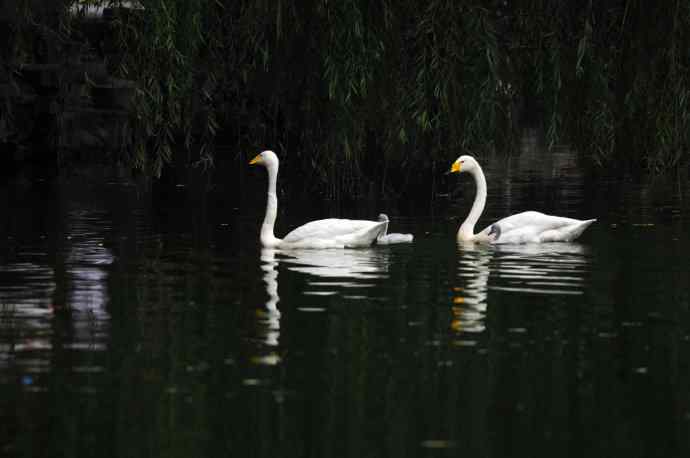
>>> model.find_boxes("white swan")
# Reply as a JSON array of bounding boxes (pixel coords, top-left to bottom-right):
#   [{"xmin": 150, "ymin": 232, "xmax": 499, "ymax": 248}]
[
  {"xmin": 449, "ymin": 155, "xmax": 596, "ymax": 244},
  {"xmin": 250, "ymin": 150, "xmax": 388, "ymax": 248},
  {"xmin": 375, "ymin": 214, "xmax": 414, "ymax": 244}
]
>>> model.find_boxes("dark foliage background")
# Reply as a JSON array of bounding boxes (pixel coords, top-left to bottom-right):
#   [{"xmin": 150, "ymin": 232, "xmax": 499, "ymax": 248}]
[{"xmin": 2, "ymin": 0, "xmax": 688, "ymax": 193}]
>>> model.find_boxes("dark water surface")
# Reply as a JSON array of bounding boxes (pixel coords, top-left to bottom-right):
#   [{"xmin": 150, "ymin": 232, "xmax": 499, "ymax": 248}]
[{"xmin": 1, "ymin": 148, "xmax": 689, "ymax": 458}]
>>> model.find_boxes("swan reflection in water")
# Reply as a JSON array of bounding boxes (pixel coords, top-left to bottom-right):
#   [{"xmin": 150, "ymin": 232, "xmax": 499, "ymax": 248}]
[
  {"xmin": 281, "ymin": 248, "xmax": 390, "ymax": 294},
  {"xmin": 452, "ymin": 241, "xmax": 591, "ymax": 334},
  {"xmin": 259, "ymin": 249, "xmax": 281, "ymax": 345},
  {"xmin": 251, "ymin": 249, "xmax": 282, "ymax": 366},
  {"xmin": 489, "ymin": 242, "xmax": 591, "ymax": 296},
  {"xmin": 254, "ymin": 247, "xmax": 391, "ymax": 364},
  {"xmin": 453, "ymin": 243, "xmax": 493, "ymax": 334}
]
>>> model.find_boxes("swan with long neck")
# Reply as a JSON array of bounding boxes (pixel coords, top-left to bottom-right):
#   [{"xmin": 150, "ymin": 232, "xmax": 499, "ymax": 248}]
[
  {"xmin": 449, "ymin": 155, "xmax": 596, "ymax": 244},
  {"xmin": 250, "ymin": 150, "xmax": 410, "ymax": 248}
]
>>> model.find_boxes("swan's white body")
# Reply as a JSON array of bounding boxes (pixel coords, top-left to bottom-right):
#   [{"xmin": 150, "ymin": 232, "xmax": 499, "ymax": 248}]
[
  {"xmin": 449, "ymin": 155, "xmax": 596, "ymax": 244},
  {"xmin": 250, "ymin": 150, "xmax": 388, "ymax": 249},
  {"xmin": 375, "ymin": 214, "xmax": 414, "ymax": 245}
]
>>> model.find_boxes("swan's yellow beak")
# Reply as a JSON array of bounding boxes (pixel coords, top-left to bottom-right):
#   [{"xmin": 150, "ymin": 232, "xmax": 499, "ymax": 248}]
[
  {"xmin": 249, "ymin": 154, "xmax": 262, "ymax": 165},
  {"xmin": 450, "ymin": 160, "xmax": 461, "ymax": 173}
]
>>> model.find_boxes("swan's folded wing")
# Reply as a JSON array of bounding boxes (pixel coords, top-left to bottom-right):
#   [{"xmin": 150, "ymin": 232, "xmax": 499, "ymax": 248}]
[
  {"xmin": 485, "ymin": 211, "xmax": 595, "ymax": 243},
  {"xmin": 282, "ymin": 218, "xmax": 385, "ymax": 244},
  {"xmin": 492, "ymin": 211, "xmax": 583, "ymax": 231}
]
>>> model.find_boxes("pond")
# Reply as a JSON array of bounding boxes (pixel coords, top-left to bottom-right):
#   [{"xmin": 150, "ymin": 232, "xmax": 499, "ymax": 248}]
[{"xmin": 1, "ymin": 143, "xmax": 689, "ymax": 458}]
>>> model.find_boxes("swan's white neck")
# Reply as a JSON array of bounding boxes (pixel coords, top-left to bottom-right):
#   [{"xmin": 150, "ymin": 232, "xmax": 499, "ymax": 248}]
[
  {"xmin": 458, "ymin": 165, "xmax": 487, "ymax": 241},
  {"xmin": 261, "ymin": 160, "xmax": 282, "ymax": 247}
]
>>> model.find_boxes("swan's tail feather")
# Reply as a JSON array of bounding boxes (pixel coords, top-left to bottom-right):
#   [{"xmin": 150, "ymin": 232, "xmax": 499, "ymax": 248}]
[
  {"xmin": 344, "ymin": 221, "xmax": 388, "ymax": 247},
  {"xmin": 562, "ymin": 218, "xmax": 596, "ymax": 242}
]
